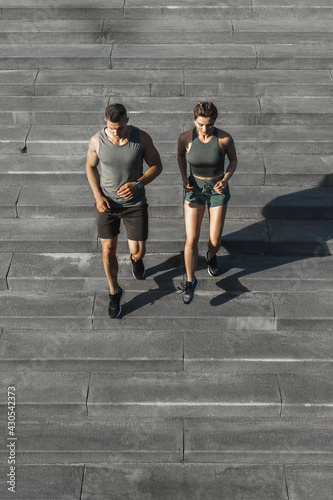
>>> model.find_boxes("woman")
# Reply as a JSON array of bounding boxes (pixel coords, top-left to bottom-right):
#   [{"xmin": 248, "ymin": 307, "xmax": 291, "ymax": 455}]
[{"xmin": 178, "ymin": 101, "xmax": 238, "ymax": 304}]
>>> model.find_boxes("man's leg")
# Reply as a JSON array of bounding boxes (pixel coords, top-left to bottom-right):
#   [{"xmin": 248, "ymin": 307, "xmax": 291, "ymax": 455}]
[
  {"xmin": 128, "ymin": 240, "xmax": 146, "ymax": 279},
  {"xmin": 100, "ymin": 237, "xmax": 120, "ymax": 295}
]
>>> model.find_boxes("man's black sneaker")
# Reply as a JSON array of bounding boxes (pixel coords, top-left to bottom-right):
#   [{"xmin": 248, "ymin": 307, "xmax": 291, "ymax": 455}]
[
  {"xmin": 108, "ymin": 287, "xmax": 124, "ymax": 319},
  {"xmin": 181, "ymin": 277, "xmax": 199, "ymax": 304},
  {"xmin": 205, "ymin": 250, "xmax": 219, "ymax": 277},
  {"xmin": 131, "ymin": 255, "xmax": 145, "ymax": 280}
]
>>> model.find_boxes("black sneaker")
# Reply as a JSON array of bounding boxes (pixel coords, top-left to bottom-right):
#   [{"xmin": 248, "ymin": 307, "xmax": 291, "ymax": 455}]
[
  {"xmin": 181, "ymin": 277, "xmax": 199, "ymax": 304},
  {"xmin": 205, "ymin": 250, "xmax": 219, "ymax": 277},
  {"xmin": 131, "ymin": 255, "xmax": 145, "ymax": 280},
  {"xmin": 108, "ymin": 287, "xmax": 124, "ymax": 319}
]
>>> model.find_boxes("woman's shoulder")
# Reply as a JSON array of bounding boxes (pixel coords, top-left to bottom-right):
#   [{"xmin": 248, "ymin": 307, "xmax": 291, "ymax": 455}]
[
  {"xmin": 216, "ymin": 128, "xmax": 232, "ymax": 140},
  {"xmin": 178, "ymin": 129, "xmax": 193, "ymax": 144}
]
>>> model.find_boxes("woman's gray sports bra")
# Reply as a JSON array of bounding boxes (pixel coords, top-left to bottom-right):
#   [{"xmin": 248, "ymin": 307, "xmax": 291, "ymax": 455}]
[{"xmin": 186, "ymin": 127, "xmax": 225, "ymax": 178}]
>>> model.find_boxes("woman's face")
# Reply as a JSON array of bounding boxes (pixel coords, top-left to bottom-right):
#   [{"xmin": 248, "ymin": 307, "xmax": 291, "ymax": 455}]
[{"xmin": 194, "ymin": 116, "xmax": 215, "ymax": 138}]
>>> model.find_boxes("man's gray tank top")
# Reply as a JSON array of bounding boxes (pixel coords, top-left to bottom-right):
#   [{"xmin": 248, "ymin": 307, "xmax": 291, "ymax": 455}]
[{"xmin": 98, "ymin": 125, "xmax": 147, "ymax": 207}]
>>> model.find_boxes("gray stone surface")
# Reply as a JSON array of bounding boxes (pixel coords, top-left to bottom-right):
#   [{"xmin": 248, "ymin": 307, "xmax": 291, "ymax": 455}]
[
  {"xmin": 0, "ymin": 291, "xmax": 94, "ymax": 329},
  {"xmin": 268, "ymin": 219, "xmax": 333, "ymax": 255},
  {"xmin": 233, "ymin": 20, "xmax": 333, "ymax": 43},
  {"xmin": 111, "ymin": 44, "xmax": 257, "ymax": 70},
  {"xmin": 0, "ymin": 254, "xmax": 11, "ymax": 290},
  {"xmin": 260, "ymin": 97, "xmax": 333, "ymax": 125},
  {"xmin": 185, "ymin": 330, "xmax": 333, "ymax": 374},
  {"xmin": 252, "ymin": 0, "xmax": 333, "ymax": 19},
  {"xmin": 0, "ymin": 465, "xmax": 84, "ymax": 500},
  {"xmin": 264, "ymin": 155, "xmax": 333, "ymax": 187},
  {"xmin": 273, "ymin": 291, "xmax": 333, "ymax": 332},
  {"xmin": 92, "ymin": 290, "xmax": 275, "ymax": 331},
  {"xmin": 0, "ymin": 125, "xmax": 29, "ymax": 153},
  {"xmin": 0, "ymin": 44, "xmax": 112, "ymax": 70},
  {"xmin": 0, "ymin": 96, "xmax": 108, "ymax": 125},
  {"xmin": 0, "ymin": 69, "xmax": 36, "ymax": 95},
  {"xmin": 103, "ymin": 19, "xmax": 233, "ymax": 44},
  {"xmin": 185, "ymin": 417, "xmax": 333, "ymax": 464},
  {"xmin": 88, "ymin": 372, "xmax": 281, "ymax": 417},
  {"xmin": 7, "ymin": 253, "xmax": 333, "ymax": 293},
  {"xmin": 257, "ymin": 44, "xmax": 333, "ymax": 70},
  {"xmin": 34, "ymin": 69, "xmax": 184, "ymax": 97},
  {"xmin": 280, "ymin": 374, "xmax": 333, "ymax": 417},
  {"xmin": 0, "ymin": 329, "xmax": 183, "ymax": 371},
  {"xmin": 0, "ymin": 20, "xmax": 104, "ymax": 44},
  {"xmin": 0, "ymin": 371, "xmax": 89, "ymax": 416},
  {"xmin": 6, "ymin": 417, "xmax": 183, "ymax": 464},
  {"xmin": 0, "ymin": 186, "xmax": 20, "ymax": 217},
  {"xmin": 0, "ymin": 218, "xmax": 97, "ymax": 252},
  {"xmin": 17, "ymin": 186, "xmax": 95, "ymax": 217},
  {"xmin": 81, "ymin": 464, "xmax": 287, "ymax": 500},
  {"xmin": 285, "ymin": 466, "xmax": 333, "ymax": 500},
  {"xmin": 185, "ymin": 69, "xmax": 333, "ymax": 97},
  {"xmin": 0, "ymin": 154, "xmax": 88, "ymax": 186}
]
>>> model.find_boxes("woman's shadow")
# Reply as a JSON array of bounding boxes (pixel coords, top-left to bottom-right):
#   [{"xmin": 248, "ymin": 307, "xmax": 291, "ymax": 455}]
[{"xmin": 123, "ymin": 176, "xmax": 332, "ymax": 314}]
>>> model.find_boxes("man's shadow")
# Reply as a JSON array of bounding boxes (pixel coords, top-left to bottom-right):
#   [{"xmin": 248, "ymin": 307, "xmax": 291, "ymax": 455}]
[{"xmin": 123, "ymin": 176, "xmax": 332, "ymax": 314}]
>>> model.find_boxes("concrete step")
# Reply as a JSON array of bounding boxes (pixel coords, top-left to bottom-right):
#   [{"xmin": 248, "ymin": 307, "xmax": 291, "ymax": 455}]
[
  {"xmin": 257, "ymin": 44, "xmax": 333, "ymax": 70},
  {"xmin": 0, "ymin": 44, "xmax": 112, "ymax": 70},
  {"xmin": 80, "ymin": 464, "xmax": 333, "ymax": 500},
  {"xmin": 0, "ymin": 417, "xmax": 183, "ymax": 464},
  {"xmin": 0, "ymin": 70, "xmax": 37, "ymax": 96},
  {"xmin": 185, "ymin": 417, "xmax": 333, "ymax": 464},
  {"xmin": 1, "ymin": 217, "xmax": 332, "ymax": 255},
  {"xmin": 9, "ymin": 185, "xmax": 333, "ymax": 220},
  {"xmin": 34, "ymin": 69, "xmax": 185, "ymax": 97},
  {"xmin": 111, "ymin": 43, "xmax": 257, "ymax": 70},
  {"xmin": 31, "ymin": 69, "xmax": 333, "ymax": 98},
  {"xmin": 1, "ymin": 154, "xmax": 331, "ymax": 188},
  {"xmin": 0, "ymin": 329, "xmax": 183, "ymax": 372},
  {"xmin": 1, "ymin": 328, "xmax": 333, "ymax": 374},
  {"xmin": 0, "ymin": 20, "xmax": 104, "ymax": 44},
  {"xmin": 252, "ymin": 0, "xmax": 333, "ymax": 20},
  {"xmin": 0, "ymin": 125, "xmax": 29, "ymax": 154},
  {"xmin": 23, "ymin": 125, "xmax": 333, "ymax": 155},
  {"xmin": 0, "ymin": 96, "xmax": 260, "ymax": 126},
  {"xmin": 186, "ymin": 69, "xmax": 333, "ymax": 97},
  {"xmin": 0, "ymin": 153, "xmax": 265, "ymax": 187},
  {"xmin": 233, "ymin": 20, "xmax": 333, "ymax": 44},
  {"xmin": 0, "ymin": 291, "xmax": 94, "ymax": 330},
  {"xmin": 91, "ymin": 290, "xmax": 333, "ymax": 332},
  {"xmin": 0, "ymin": 464, "xmax": 84, "ymax": 500},
  {"xmin": 2, "ymin": 96, "xmax": 333, "ymax": 126},
  {"xmin": 87, "ymin": 372, "xmax": 281, "ymax": 417},
  {"xmin": 0, "ymin": 371, "xmax": 89, "ymax": 417},
  {"xmin": 6, "ymin": 253, "xmax": 333, "ymax": 294}
]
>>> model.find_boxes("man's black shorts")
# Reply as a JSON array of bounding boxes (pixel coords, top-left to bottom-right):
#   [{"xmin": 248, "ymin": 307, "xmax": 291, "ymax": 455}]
[{"xmin": 95, "ymin": 204, "xmax": 148, "ymax": 241}]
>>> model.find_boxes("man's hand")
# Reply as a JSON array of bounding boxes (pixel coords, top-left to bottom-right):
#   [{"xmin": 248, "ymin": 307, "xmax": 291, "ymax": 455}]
[
  {"xmin": 117, "ymin": 182, "xmax": 138, "ymax": 199},
  {"xmin": 96, "ymin": 195, "xmax": 111, "ymax": 213}
]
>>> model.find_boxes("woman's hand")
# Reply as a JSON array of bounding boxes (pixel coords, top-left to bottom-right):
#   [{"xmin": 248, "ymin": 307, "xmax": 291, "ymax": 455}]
[
  {"xmin": 183, "ymin": 177, "xmax": 194, "ymax": 192},
  {"xmin": 213, "ymin": 179, "xmax": 227, "ymax": 194}
]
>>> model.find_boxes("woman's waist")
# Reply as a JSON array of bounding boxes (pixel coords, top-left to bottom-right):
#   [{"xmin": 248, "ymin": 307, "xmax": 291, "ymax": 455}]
[{"xmin": 191, "ymin": 172, "xmax": 224, "ymax": 181}]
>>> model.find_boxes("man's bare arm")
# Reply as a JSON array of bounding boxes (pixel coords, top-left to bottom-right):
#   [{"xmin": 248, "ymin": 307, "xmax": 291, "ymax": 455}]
[{"xmin": 86, "ymin": 134, "xmax": 111, "ymax": 212}]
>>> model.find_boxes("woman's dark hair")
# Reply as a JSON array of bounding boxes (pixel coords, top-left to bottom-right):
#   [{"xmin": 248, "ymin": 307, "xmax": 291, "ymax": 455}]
[
  {"xmin": 105, "ymin": 103, "xmax": 127, "ymax": 122},
  {"xmin": 193, "ymin": 101, "xmax": 218, "ymax": 121}
]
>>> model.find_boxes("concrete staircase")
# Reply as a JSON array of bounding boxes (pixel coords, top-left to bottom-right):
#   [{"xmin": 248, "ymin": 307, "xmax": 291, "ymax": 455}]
[{"xmin": 0, "ymin": 1, "xmax": 333, "ymax": 498}]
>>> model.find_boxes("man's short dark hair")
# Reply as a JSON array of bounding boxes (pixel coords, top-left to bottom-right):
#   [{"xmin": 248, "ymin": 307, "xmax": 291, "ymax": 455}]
[
  {"xmin": 105, "ymin": 103, "xmax": 127, "ymax": 122},
  {"xmin": 193, "ymin": 101, "xmax": 218, "ymax": 121}
]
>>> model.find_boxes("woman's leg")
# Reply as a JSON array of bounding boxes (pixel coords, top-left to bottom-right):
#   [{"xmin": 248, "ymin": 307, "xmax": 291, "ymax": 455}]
[
  {"xmin": 207, "ymin": 203, "xmax": 228, "ymax": 259},
  {"xmin": 184, "ymin": 200, "xmax": 205, "ymax": 282}
]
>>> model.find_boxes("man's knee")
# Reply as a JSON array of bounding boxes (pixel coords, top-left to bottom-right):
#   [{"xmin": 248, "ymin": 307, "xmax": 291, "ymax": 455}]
[{"xmin": 101, "ymin": 238, "xmax": 117, "ymax": 257}]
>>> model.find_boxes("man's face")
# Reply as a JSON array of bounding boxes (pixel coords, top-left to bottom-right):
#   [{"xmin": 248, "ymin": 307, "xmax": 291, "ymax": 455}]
[{"xmin": 105, "ymin": 116, "xmax": 129, "ymax": 140}]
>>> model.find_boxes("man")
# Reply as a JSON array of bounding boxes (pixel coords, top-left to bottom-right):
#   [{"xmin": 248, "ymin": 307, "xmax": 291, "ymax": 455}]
[{"xmin": 86, "ymin": 103, "xmax": 163, "ymax": 318}]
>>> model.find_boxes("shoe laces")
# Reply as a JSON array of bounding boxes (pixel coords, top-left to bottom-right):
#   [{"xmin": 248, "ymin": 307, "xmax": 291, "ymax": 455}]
[{"xmin": 178, "ymin": 281, "xmax": 193, "ymax": 295}]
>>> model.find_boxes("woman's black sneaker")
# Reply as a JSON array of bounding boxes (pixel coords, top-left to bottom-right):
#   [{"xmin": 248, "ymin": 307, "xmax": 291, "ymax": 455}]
[
  {"xmin": 131, "ymin": 255, "xmax": 145, "ymax": 280},
  {"xmin": 205, "ymin": 250, "xmax": 219, "ymax": 276},
  {"xmin": 180, "ymin": 277, "xmax": 198, "ymax": 304},
  {"xmin": 108, "ymin": 287, "xmax": 124, "ymax": 319}
]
